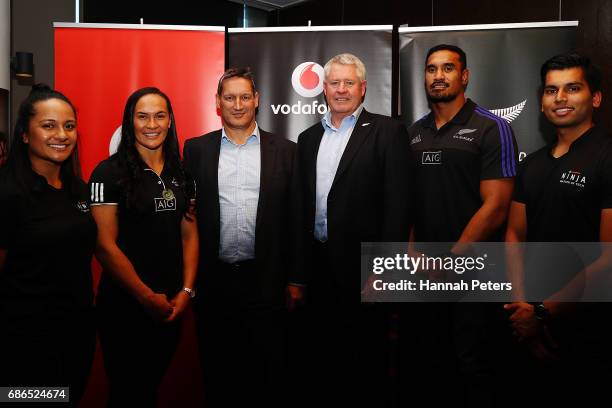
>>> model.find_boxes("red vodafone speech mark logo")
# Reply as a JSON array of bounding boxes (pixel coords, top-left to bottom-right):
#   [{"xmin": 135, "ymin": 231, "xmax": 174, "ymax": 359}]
[{"xmin": 291, "ymin": 62, "xmax": 324, "ymax": 98}]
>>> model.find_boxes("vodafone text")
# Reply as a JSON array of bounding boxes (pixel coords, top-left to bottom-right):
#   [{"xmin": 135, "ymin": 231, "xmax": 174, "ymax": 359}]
[{"xmin": 270, "ymin": 100, "xmax": 328, "ymax": 115}]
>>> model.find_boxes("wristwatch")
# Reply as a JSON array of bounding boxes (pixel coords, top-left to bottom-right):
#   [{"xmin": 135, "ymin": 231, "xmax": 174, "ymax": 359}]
[
  {"xmin": 530, "ymin": 302, "xmax": 551, "ymax": 322},
  {"xmin": 182, "ymin": 287, "xmax": 196, "ymax": 299}
]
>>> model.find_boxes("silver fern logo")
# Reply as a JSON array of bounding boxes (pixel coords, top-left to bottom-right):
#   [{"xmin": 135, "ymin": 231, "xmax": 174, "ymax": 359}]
[
  {"xmin": 453, "ymin": 128, "xmax": 477, "ymax": 142},
  {"xmin": 489, "ymin": 99, "xmax": 527, "ymax": 123}
]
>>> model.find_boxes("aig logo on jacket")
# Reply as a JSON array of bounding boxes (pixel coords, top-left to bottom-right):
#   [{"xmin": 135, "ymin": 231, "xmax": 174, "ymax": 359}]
[
  {"xmin": 154, "ymin": 196, "xmax": 176, "ymax": 212},
  {"xmin": 422, "ymin": 151, "xmax": 442, "ymax": 164}
]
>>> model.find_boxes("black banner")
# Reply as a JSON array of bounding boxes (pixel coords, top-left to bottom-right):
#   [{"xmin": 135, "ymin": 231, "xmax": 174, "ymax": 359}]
[
  {"xmin": 229, "ymin": 26, "xmax": 393, "ymax": 141},
  {"xmin": 399, "ymin": 22, "xmax": 577, "ymax": 158}
]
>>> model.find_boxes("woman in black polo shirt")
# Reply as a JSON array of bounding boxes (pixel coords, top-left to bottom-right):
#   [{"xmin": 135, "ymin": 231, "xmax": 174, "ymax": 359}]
[
  {"xmin": 89, "ymin": 87, "xmax": 198, "ymax": 407},
  {"xmin": 0, "ymin": 85, "xmax": 96, "ymax": 405}
]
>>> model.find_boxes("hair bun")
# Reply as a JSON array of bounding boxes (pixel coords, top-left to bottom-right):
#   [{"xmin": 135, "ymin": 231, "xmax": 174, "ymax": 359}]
[{"xmin": 30, "ymin": 83, "xmax": 53, "ymax": 94}]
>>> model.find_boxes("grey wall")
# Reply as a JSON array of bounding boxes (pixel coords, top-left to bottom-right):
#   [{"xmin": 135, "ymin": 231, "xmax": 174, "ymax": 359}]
[{"xmin": 10, "ymin": 0, "xmax": 77, "ymax": 131}]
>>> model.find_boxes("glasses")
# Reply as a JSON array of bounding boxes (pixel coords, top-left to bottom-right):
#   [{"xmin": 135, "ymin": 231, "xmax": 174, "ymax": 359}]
[{"xmin": 326, "ymin": 79, "xmax": 360, "ymax": 89}]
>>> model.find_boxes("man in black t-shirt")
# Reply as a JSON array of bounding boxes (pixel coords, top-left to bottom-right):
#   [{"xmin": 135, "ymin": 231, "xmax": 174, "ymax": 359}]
[
  {"xmin": 408, "ymin": 45, "xmax": 518, "ymax": 244},
  {"xmin": 401, "ymin": 44, "xmax": 518, "ymax": 407},
  {"xmin": 505, "ymin": 53, "xmax": 612, "ymax": 405}
]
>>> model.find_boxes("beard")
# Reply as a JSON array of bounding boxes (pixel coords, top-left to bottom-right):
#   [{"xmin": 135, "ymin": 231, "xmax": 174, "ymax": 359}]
[
  {"xmin": 426, "ymin": 90, "xmax": 460, "ymax": 103},
  {"xmin": 425, "ymin": 80, "xmax": 464, "ymax": 103}
]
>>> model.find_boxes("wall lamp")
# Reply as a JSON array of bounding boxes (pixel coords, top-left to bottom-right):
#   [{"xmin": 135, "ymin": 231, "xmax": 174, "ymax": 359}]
[{"xmin": 11, "ymin": 52, "xmax": 34, "ymax": 78}]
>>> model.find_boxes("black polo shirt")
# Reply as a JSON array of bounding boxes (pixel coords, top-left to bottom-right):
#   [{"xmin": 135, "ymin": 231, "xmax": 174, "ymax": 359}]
[
  {"xmin": 89, "ymin": 155, "xmax": 193, "ymax": 301},
  {"xmin": 0, "ymin": 166, "xmax": 96, "ymax": 319},
  {"xmin": 514, "ymin": 126, "xmax": 612, "ymax": 242},
  {"xmin": 409, "ymin": 99, "xmax": 518, "ymax": 242}
]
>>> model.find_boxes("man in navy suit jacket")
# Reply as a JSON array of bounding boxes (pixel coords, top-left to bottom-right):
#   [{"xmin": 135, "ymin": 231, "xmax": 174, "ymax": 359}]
[
  {"xmin": 290, "ymin": 53, "xmax": 414, "ymax": 407},
  {"xmin": 183, "ymin": 67, "xmax": 295, "ymax": 408}
]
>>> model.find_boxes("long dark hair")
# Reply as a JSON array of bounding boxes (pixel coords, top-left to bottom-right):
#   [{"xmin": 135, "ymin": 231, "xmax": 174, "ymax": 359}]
[
  {"xmin": 116, "ymin": 87, "xmax": 187, "ymax": 210},
  {"xmin": 5, "ymin": 84, "xmax": 82, "ymax": 196}
]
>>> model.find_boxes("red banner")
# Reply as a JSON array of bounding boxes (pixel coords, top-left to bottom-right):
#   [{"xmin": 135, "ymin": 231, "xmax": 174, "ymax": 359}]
[{"xmin": 55, "ymin": 24, "xmax": 225, "ymax": 180}]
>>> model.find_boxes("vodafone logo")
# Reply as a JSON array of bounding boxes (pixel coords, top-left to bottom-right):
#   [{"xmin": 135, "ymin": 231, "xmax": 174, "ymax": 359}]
[
  {"xmin": 271, "ymin": 62, "xmax": 328, "ymax": 116},
  {"xmin": 291, "ymin": 62, "xmax": 324, "ymax": 98}
]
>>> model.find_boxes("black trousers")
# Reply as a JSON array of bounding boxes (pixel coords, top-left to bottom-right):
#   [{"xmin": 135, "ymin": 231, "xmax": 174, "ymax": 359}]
[
  {"xmin": 0, "ymin": 308, "xmax": 96, "ymax": 408},
  {"xmin": 194, "ymin": 260, "xmax": 286, "ymax": 408},
  {"xmin": 398, "ymin": 302, "xmax": 523, "ymax": 408},
  {"xmin": 97, "ymin": 296, "xmax": 180, "ymax": 408},
  {"xmin": 299, "ymin": 241, "xmax": 393, "ymax": 408},
  {"xmin": 517, "ymin": 305, "xmax": 612, "ymax": 407}
]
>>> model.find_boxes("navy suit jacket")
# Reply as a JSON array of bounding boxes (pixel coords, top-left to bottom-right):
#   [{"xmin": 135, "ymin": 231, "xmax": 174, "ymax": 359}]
[
  {"xmin": 291, "ymin": 109, "xmax": 414, "ymax": 298},
  {"xmin": 183, "ymin": 129, "xmax": 296, "ymax": 307}
]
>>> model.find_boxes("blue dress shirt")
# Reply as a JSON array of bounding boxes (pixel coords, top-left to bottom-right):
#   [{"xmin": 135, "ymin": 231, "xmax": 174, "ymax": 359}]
[
  {"xmin": 314, "ymin": 105, "xmax": 363, "ymax": 242},
  {"xmin": 218, "ymin": 124, "xmax": 261, "ymax": 263}
]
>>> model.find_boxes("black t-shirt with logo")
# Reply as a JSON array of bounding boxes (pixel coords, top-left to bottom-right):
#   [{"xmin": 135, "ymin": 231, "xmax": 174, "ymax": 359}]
[
  {"xmin": 89, "ymin": 155, "xmax": 193, "ymax": 303},
  {"xmin": 408, "ymin": 99, "xmax": 519, "ymax": 242},
  {"xmin": 514, "ymin": 126, "xmax": 612, "ymax": 242},
  {"xmin": 0, "ymin": 166, "xmax": 96, "ymax": 320}
]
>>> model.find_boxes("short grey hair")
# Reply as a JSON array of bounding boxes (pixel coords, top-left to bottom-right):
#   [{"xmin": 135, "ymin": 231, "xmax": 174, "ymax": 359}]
[{"xmin": 323, "ymin": 53, "xmax": 367, "ymax": 82}]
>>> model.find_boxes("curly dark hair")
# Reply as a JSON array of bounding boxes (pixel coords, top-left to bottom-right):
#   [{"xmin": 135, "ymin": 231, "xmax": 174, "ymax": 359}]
[
  {"xmin": 116, "ymin": 87, "xmax": 188, "ymax": 211},
  {"xmin": 5, "ymin": 84, "xmax": 82, "ymax": 197}
]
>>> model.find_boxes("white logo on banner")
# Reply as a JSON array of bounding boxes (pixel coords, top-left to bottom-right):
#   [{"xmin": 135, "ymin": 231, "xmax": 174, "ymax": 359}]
[
  {"xmin": 272, "ymin": 62, "xmax": 328, "ymax": 116},
  {"xmin": 489, "ymin": 99, "xmax": 527, "ymax": 123},
  {"xmin": 291, "ymin": 62, "xmax": 325, "ymax": 98},
  {"xmin": 489, "ymin": 99, "xmax": 527, "ymax": 161},
  {"xmin": 109, "ymin": 126, "xmax": 122, "ymax": 155}
]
